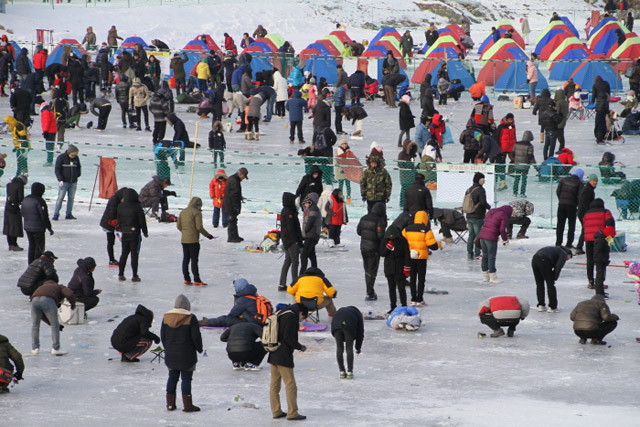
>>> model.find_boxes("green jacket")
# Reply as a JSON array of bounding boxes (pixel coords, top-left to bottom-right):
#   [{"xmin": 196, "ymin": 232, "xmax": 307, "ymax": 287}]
[
  {"xmin": 360, "ymin": 155, "xmax": 392, "ymax": 202},
  {"xmin": 177, "ymin": 197, "xmax": 213, "ymax": 244},
  {"xmin": 400, "ymin": 34, "xmax": 413, "ymax": 53},
  {"xmin": 0, "ymin": 334, "xmax": 24, "ymax": 378}
]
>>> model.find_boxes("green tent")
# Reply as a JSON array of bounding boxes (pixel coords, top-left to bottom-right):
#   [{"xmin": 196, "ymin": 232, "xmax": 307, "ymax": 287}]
[{"xmin": 265, "ymin": 33, "xmax": 285, "ymax": 48}]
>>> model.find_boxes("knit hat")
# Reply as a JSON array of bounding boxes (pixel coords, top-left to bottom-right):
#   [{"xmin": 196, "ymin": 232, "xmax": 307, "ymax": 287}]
[
  {"xmin": 522, "ymin": 130, "xmax": 534, "ymax": 142},
  {"xmin": 80, "ymin": 257, "xmax": 97, "ymax": 270},
  {"xmin": 473, "ymin": 172, "xmax": 485, "ymax": 183},
  {"xmin": 571, "ymin": 168, "xmax": 584, "ymax": 181},
  {"xmin": 174, "ymin": 294, "xmax": 191, "ymax": 311},
  {"xmin": 587, "ymin": 173, "xmax": 599, "ymax": 182},
  {"xmin": 67, "ymin": 145, "xmax": 79, "ymax": 156}
]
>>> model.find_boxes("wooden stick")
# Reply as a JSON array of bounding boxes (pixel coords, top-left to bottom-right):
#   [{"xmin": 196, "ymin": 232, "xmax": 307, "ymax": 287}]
[
  {"xmin": 574, "ymin": 263, "xmax": 628, "ymax": 268},
  {"xmin": 189, "ymin": 122, "xmax": 199, "ymax": 200},
  {"xmin": 88, "ymin": 156, "xmax": 101, "ymax": 211}
]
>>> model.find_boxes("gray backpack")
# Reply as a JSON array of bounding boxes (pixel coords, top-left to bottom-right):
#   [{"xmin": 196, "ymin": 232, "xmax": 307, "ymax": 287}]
[{"xmin": 262, "ymin": 309, "xmax": 293, "ymax": 352}]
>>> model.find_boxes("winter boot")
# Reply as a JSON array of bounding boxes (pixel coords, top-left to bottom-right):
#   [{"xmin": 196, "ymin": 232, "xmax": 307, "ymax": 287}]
[
  {"xmin": 290, "ymin": 138, "xmax": 294, "ymax": 144},
  {"xmin": 182, "ymin": 395, "xmax": 200, "ymax": 412},
  {"xmin": 489, "ymin": 272, "xmax": 502, "ymax": 283},
  {"xmin": 248, "ymin": 132, "xmax": 255, "ymax": 141},
  {"xmin": 539, "ymin": 132, "xmax": 544, "ymax": 144},
  {"xmin": 482, "ymin": 271, "xmax": 490, "ymax": 282},
  {"xmin": 490, "ymin": 328, "xmax": 505, "ymax": 338},
  {"xmin": 244, "ymin": 131, "xmax": 250, "ymax": 140},
  {"xmin": 254, "ymin": 132, "xmax": 259, "ymax": 141},
  {"xmin": 166, "ymin": 394, "xmax": 177, "ymax": 411}
]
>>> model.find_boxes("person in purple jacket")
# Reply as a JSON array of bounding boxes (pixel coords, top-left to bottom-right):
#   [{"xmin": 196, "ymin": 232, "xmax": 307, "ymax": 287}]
[{"xmin": 477, "ymin": 205, "xmax": 513, "ymax": 283}]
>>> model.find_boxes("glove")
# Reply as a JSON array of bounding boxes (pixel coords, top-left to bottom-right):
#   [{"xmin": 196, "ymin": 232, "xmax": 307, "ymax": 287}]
[
  {"xmin": 59, "ymin": 324, "xmax": 64, "ymax": 332},
  {"xmin": 386, "ymin": 240, "xmax": 395, "ymax": 250},
  {"xmin": 154, "ymin": 337, "xmax": 160, "ymax": 344},
  {"xmin": 362, "ymin": 195, "xmax": 366, "ymax": 202},
  {"xmin": 49, "ymin": 230, "xmax": 54, "ymax": 236},
  {"xmin": 58, "ymin": 181, "xmax": 64, "ymax": 188},
  {"xmin": 605, "ymin": 236, "xmax": 614, "ymax": 244},
  {"xmin": 143, "ymin": 233, "xmax": 149, "ymax": 238},
  {"xmin": 14, "ymin": 373, "xmax": 23, "ymax": 381},
  {"xmin": 332, "ymin": 290, "xmax": 337, "ymax": 298},
  {"xmin": 207, "ymin": 235, "xmax": 214, "ymax": 240},
  {"xmin": 299, "ymin": 345, "xmax": 307, "ymax": 352},
  {"xmin": 526, "ymin": 79, "xmax": 530, "ymax": 84},
  {"xmin": 403, "ymin": 266, "xmax": 411, "ymax": 278},
  {"xmin": 168, "ymin": 191, "xmax": 177, "ymax": 197},
  {"xmin": 503, "ymin": 240, "xmax": 509, "ymax": 246},
  {"xmin": 108, "ymin": 219, "xmax": 118, "ymax": 228},
  {"xmin": 356, "ymin": 349, "xmax": 361, "ymax": 355}
]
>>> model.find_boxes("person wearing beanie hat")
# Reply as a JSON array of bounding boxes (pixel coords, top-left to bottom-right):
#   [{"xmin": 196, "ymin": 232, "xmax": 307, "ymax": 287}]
[
  {"xmin": 21, "ymin": 182, "xmax": 54, "ymax": 264},
  {"xmin": 200, "ymin": 277, "xmax": 262, "ymax": 327},
  {"xmin": 464, "ymin": 172, "xmax": 491, "ymax": 260},
  {"xmin": 471, "ymin": 95, "xmax": 494, "ymax": 135},
  {"xmin": 161, "ymin": 294, "xmax": 203, "ymax": 412},
  {"xmin": 53, "ymin": 144, "xmax": 81, "ymax": 221},
  {"xmin": 575, "ymin": 173, "xmax": 599, "ymax": 255},
  {"xmin": 511, "ymin": 130, "xmax": 536, "ymax": 197},
  {"xmin": 67, "ymin": 257, "xmax": 101, "ymax": 312},
  {"xmin": 555, "ymin": 168, "xmax": 584, "ymax": 247},
  {"xmin": 3, "ymin": 174, "xmax": 28, "ymax": 251}
]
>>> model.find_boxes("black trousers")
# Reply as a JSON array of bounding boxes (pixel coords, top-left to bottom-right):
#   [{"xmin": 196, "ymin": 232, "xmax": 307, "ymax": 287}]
[
  {"xmin": 289, "ymin": 121, "xmax": 303, "ymax": 142},
  {"xmin": 279, "ymin": 243, "xmax": 300, "ymax": 287},
  {"xmin": 574, "ymin": 321, "xmax": 617, "ymax": 341},
  {"xmin": 556, "ymin": 204, "xmax": 577, "ymax": 246},
  {"xmin": 119, "ymin": 103, "xmax": 129, "ymax": 125},
  {"xmin": 409, "ymin": 259, "xmax": 427, "ymax": 302},
  {"xmin": 463, "ymin": 149, "xmax": 478, "ymax": 163},
  {"xmin": 227, "ymin": 342, "xmax": 267, "ymax": 366},
  {"xmin": 361, "ymin": 250, "xmax": 380, "ymax": 296},
  {"xmin": 72, "ymin": 86, "xmax": 84, "ymax": 106},
  {"xmin": 26, "ymin": 231, "xmax": 45, "ymax": 265},
  {"xmin": 480, "ymin": 313, "xmax": 519, "ymax": 331},
  {"xmin": 119, "ymin": 235, "xmax": 140, "ymax": 276},
  {"xmin": 153, "ymin": 120, "xmax": 167, "ymax": 144},
  {"xmin": 299, "ymin": 238, "xmax": 318, "ymax": 275},
  {"xmin": 532, "ymin": 254, "xmax": 558, "ymax": 309},
  {"xmin": 507, "ymin": 217, "xmax": 531, "ymax": 238},
  {"xmin": 227, "ymin": 213, "xmax": 240, "ymax": 240},
  {"xmin": 7, "ymin": 235, "xmax": 18, "ymax": 247},
  {"xmin": 576, "ymin": 215, "xmax": 585, "ymax": 251},
  {"xmin": 77, "ymin": 295, "xmax": 99, "ymax": 312},
  {"xmin": 556, "ymin": 127, "xmax": 566, "ymax": 151},
  {"xmin": 135, "ymin": 105, "xmax": 149, "ymax": 128},
  {"xmin": 182, "ymin": 243, "xmax": 201, "ymax": 282},
  {"xmin": 275, "ymin": 101, "xmax": 286, "ymax": 117},
  {"xmin": 333, "ymin": 328, "xmax": 355, "ymax": 372},
  {"xmin": 106, "ymin": 231, "xmax": 116, "ymax": 262},
  {"xmin": 97, "ymin": 105, "xmax": 111, "ymax": 130},
  {"xmin": 386, "ymin": 275, "xmax": 407, "ymax": 310},
  {"xmin": 366, "ymin": 200, "xmax": 385, "ymax": 213},
  {"xmin": 594, "ymin": 109, "xmax": 607, "ymax": 141},
  {"xmin": 335, "ymin": 106, "xmax": 344, "ymax": 134},
  {"xmin": 586, "ymin": 241, "xmax": 607, "ymax": 295}
]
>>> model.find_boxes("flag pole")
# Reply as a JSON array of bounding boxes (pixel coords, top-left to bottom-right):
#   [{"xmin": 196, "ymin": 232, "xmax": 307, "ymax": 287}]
[
  {"xmin": 88, "ymin": 156, "xmax": 101, "ymax": 211},
  {"xmin": 189, "ymin": 122, "xmax": 199, "ymax": 200}
]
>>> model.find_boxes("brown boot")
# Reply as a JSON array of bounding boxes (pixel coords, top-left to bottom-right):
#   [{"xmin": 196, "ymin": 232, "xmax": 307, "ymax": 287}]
[
  {"xmin": 182, "ymin": 395, "xmax": 200, "ymax": 412},
  {"xmin": 539, "ymin": 132, "xmax": 544, "ymax": 144},
  {"xmin": 166, "ymin": 394, "xmax": 177, "ymax": 411}
]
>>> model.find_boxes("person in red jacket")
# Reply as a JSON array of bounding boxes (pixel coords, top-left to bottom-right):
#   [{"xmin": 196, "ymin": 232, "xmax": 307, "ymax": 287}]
[
  {"xmin": 478, "ymin": 295, "xmax": 530, "ymax": 337},
  {"xmin": 324, "ymin": 188, "xmax": 348, "ymax": 246},
  {"xmin": 209, "ymin": 169, "xmax": 227, "ymax": 228},
  {"xmin": 39, "ymin": 100, "xmax": 57, "ymax": 166},
  {"xmin": 428, "ymin": 113, "xmax": 446, "ymax": 148},
  {"xmin": 582, "ymin": 198, "xmax": 616, "ymax": 295},
  {"xmin": 223, "ymin": 33, "xmax": 234, "ymax": 52},
  {"xmin": 32, "ymin": 48, "xmax": 48, "ymax": 75},
  {"xmin": 556, "ymin": 148, "xmax": 577, "ymax": 165},
  {"xmin": 493, "ymin": 113, "xmax": 516, "ymax": 191}
]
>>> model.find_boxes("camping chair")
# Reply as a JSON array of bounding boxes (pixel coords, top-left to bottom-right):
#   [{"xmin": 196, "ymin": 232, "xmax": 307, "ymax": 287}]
[
  {"xmin": 150, "ymin": 346, "xmax": 165, "ymax": 363},
  {"xmin": 582, "ymin": 94, "xmax": 596, "ymax": 119},
  {"xmin": 616, "ymin": 199, "xmax": 637, "ymax": 220},
  {"xmin": 452, "ymin": 226, "xmax": 468, "ymax": 244},
  {"xmin": 300, "ymin": 296, "xmax": 320, "ymax": 324}
]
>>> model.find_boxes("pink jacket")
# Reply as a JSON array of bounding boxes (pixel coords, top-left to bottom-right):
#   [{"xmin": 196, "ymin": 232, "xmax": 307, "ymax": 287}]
[{"xmin": 526, "ymin": 61, "xmax": 538, "ymax": 83}]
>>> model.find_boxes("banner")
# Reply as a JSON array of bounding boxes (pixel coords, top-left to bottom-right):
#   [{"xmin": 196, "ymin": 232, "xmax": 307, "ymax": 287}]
[
  {"xmin": 98, "ymin": 157, "xmax": 118, "ymax": 199},
  {"xmin": 436, "ymin": 163, "xmax": 495, "ymax": 205}
]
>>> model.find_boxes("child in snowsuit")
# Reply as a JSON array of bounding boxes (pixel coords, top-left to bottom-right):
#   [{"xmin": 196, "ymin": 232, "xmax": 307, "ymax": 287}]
[
  {"xmin": 331, "ymin": 306, "xmax": 364, "ymax": 379},
  {"xmin": 209, "ymin": 169, "xmax": 227, "ymax": 228},
  {"xmin": 402, "ymin": 210, "xmax": 441, "ymax": 306},
  {"xmin": 0, "ymin": 334, "xmax": 24, "ymax": 393},
  {"xmin": 380, "ymin": 224, "xmax": 411, "ymax": 312},
  {"xmin": 208, "ymin": 121, "xmax": 226, "ymax": 166},
  {"xmin": 323, "ymin": 188, "xmax": 348, "ymax": 246}
]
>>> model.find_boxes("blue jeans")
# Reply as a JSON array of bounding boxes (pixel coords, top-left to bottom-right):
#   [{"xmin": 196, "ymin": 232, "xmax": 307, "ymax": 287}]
[
  {"xmin": 31, "ymin": 296, "xmax": 60, "ymax": 350},
  {"xmin": 466, "ymin": 218, "xmax": 484, "ymax": 258},
  {"xmin": 480, "ymin": 239, "xmax": 498, "ymax": 273},
  {"xmin": 167, "ymin": 369, "xmax": 193, "ymax": 395},
  {"xmin": 54, "ymin": 182, "xmax": 77, "ymax": 217},
  {"xmin": 213, "ymin": 206, "xmax": 228, "ymax": 227},
  {"xmin": 543, "ymin": 130, "xmax": 557, "ymax": 160},
  {"xmin": 265, "ymin": 96, "xmax": 275, "ymax": 121},
  {"xmin": 528, "ymin": 81, "xmax": 537, "ymax": 99}
]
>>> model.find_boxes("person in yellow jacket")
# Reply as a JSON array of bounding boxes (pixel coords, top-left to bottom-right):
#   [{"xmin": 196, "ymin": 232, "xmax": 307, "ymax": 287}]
[
  {"xmin": 196, "ymin": 58, "xmax": 211, "ymax": 92},
  {"xmin": 287, "ymin": 267, "xmax": 337, "ymax": 315},
  {"xmin": 4, "ymin": 115, "xmax": 30, "ymax": 176},
  {"xmin": 402, "ymin": 210, "xmax": 441, "ymax": 306}
]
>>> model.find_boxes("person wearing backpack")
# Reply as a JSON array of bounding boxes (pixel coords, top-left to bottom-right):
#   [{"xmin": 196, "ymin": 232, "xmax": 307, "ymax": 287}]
[
  {"xmin": 200, "ymin": 278, "xmax": 265, "ymax": 327},
  {"xmin": 331, "ymin": 306, "xmax": 364, "ymax": 379},
  {"xmin": 463, "ymin": 172, "xmax": 492, "ymax": 261},
  {"xmin": 267, "ymin": 303, "xmax": 309, "ymax": 421},
  {"xmin": 220, "ymin": 322, "xmax": 266, "ymax": 371}
]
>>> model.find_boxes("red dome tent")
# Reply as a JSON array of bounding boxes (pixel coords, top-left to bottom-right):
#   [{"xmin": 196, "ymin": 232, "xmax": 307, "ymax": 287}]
[
  {"xmin": 476, "ymin": 52, "xmax": 515, "ymax": 86},
  {"xmin": 299, "ymin": 48, "xmax": 322, "ymax": 61},
  {"xmin": 192, "ymin": 34, "xmax": 221, "ymax": 53},
  {"xmin": 496, "ymin": 24, "xmax": 526, "ymax": 49},
  {"xmin": 316, "ymin": 39, "xmax": 341, "ymax": 56},
  {"xmin": 330, "ymin": 30, "xmax": 353, "ymax": 44},
  {"xmin": 255, "ymin": 37, "xmax": 278, "ymax": 52}
]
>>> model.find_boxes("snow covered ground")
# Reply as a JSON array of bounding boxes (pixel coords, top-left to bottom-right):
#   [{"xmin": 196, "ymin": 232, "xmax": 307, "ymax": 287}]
[{"xmin": 2, "ymin": 1, "xmax": 640, "ymax": 426}]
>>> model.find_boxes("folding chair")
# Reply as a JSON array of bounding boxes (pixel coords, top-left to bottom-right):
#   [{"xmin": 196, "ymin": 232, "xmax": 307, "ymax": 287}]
[
  {"xmin": 452, "ymin": 227, "xmax": 468, "ymax": 244},
  {"xmin": 616, "ymin": 199, "xmax": 636, "ymax": 220},
  {"xmin": 150, "ymin": 346, "xmax": 165, "ymax": 363},
  {"xmin": 582, "ymin": 94, "xmax": 596, "ymax": 119},
  {"xmin": 300, "ymin": 296, "xmax": 320, "ymax": 324}
]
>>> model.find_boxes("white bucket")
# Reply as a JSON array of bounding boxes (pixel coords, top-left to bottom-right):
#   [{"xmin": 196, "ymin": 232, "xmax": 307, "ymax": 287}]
[{"xmin": 58, "ymin": 301, "xmax": 85, "ymax": 325}]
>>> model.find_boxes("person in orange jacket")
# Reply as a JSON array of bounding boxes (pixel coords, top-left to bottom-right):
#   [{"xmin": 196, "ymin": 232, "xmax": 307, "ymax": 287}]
[
  {"xmin": 469, "ymin": 81, "xmax": 486, "ymax": 101},
  {"xmin": 39, "ymin": 100, "xmax": 57, "ymax": 166},
  {"xmin": 402, "ymin": 210, "xmax": 441, "ymax": 306},
  {"xmin": 209, "ymin": 169, "xmax": 227, "ymax": 228}
]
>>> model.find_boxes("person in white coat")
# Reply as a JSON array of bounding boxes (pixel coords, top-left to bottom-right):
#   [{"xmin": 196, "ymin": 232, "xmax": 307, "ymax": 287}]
[{"xmin": 273, "ymin": 68, "xmax": 289, "ymax": 118}]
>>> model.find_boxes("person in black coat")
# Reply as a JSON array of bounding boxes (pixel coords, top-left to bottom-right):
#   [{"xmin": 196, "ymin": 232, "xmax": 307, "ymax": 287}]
[
  {"xmin": 67, "ymin": 257, "xmax": 101, "ymax": 312},
  {"xmin": 67, "ymin": 57, "xmax": 85, "ymax": 106},
  {"xmin": 110, "ymin": 304, "xmax": 160, "ymax": 362},
  {"xmin": 20, "ymin": 182, "xmax": 53, "ymax": 265},
  {"xmin": 555, "ymin": 169, "xmax": 584, "ymax": 247},
  {"xmin": 331, "ymin": 306, "xmax": 364, "ymax": 378},
  {"xmin": 99, "ymin": 187, "xmax": 128, "ymax": 266},
  {"xmin": 380, "ymin": 224, "xmax": 411, "ymax": 311},
  {"xmin": 420, "ymin": 74, "xmax": 438, "ymax": 119},
  {"xmin": 3, "ymin": 174, "xmax": 27, "ymax": 251},
  {"xmin": 223, "ymin": 167, "xmax": 248, "ymax": 243},
  {"xmin": 357, "ymin": 202, "xmax": 387, "ymax": 300},
  {"xmin": 398, "ymin": 96, "xmax": 415, "ymax": 146},
  {"xmin": 116, "ymin": 188, "xmax": 148, "ymax": 282},
  {"xmin": 539, "ymin": 105, "xmax": 563, "ymax": 160},
  {"xmin": 22, "ymin": 71, "xmax": 42, "ymax": 116},
  {"xmin": 575, "ymin": 174, "xmax": 598, "ymax": 254},
  {"xmin": 295, "ymin": 165, "xmax": 323, "ymax": 202},
  {"xmin": 9, "ymin": 87, "xmax": 32, "ymax": 127},
  {"xmin": 403, "ymin": 174, "xmax": 433, "ymax": 219},
  {"xmin": 465, "ymin": 172, "xmax": 491, "ymax": 260},
  {"xmin": 220, "ymin": 322, "xmax": 266, "ymax": 370},
  {"xmin": 312, "ymin": 96, "xmax": 332, "ymax": 131},
  {"xmin": 16, "ymin": 251, "xmax": 58, "ymax": 296},
  {"xmin": 592, "ymin": 76, "xmax": 611, "ymax": 143},
  {"xmin": 347, "ymin": 70, "xmax": 365, "ymax": 106},
  {"xmin": 268, "ymin": 303, "xmax": 308, "ymax": 421},
  {"xmin": 166, "ymin": 113, "xmax": 193, "ymax": 148},
  {"xmin": 161, "ymin": 294, "xmax": 203, "ymax": 412},
  {"xmin": 279, "ymin": 192, "xmax": 304, "ymax": 291},
  {"xmin": 531, "ymin": 246, "xmax": 572, "ymax": 312}
]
